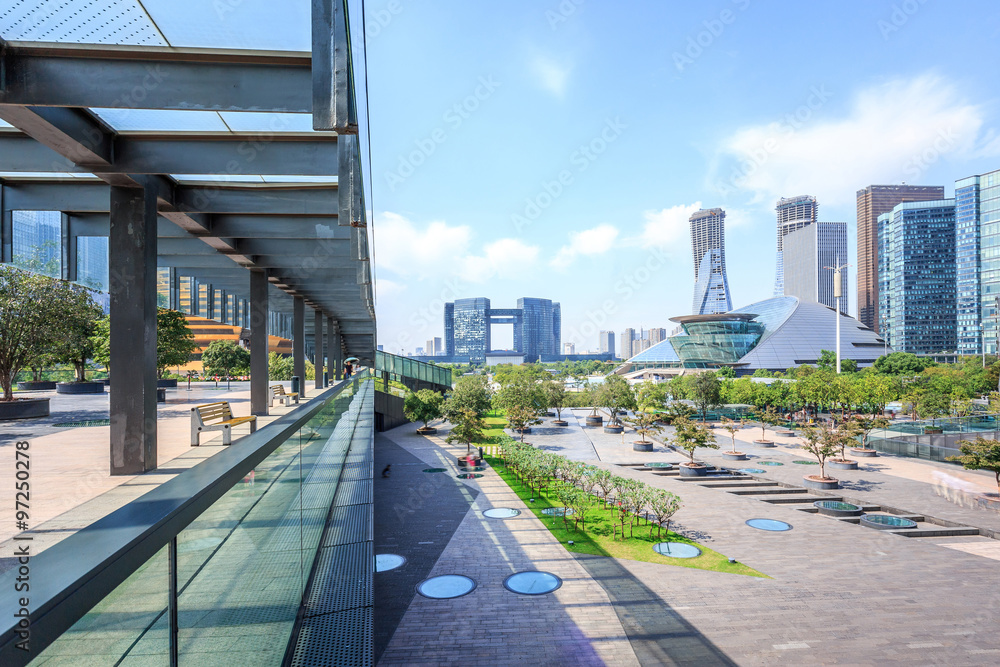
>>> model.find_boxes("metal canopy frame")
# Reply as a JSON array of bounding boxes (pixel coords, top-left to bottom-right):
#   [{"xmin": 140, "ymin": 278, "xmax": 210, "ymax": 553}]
[{"xmin": 0, "ymin": 1, "xmax": 373, "ymax": 358}]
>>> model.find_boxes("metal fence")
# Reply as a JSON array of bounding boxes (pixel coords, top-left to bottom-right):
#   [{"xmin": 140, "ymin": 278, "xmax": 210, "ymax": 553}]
[{"xmin": 0, "ymin": 372, "xmax": 373, "ymax": 666}]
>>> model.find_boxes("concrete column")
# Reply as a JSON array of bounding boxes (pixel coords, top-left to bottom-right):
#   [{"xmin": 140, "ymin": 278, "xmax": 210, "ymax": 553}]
[
  {"xmin": 325, "ymin": 316, "xmax": 334, "ymax": 387},
  {"xmin": 334, "ymin": 330, "xmax": 343, "ymax": 380},
  {"xmin": 250, "ymin": 270, "xmax": 269, "ymax": 416},
  {"xmin": 109, "ymin": 185, "xmax": 157, "ymax": 475},
  {"xmin": 314, "ymin": 310, "xmax": 324, "ymax": 389},
  {"xmin": 293, "ymin": 296, "xmax": 305, "ymax": 397}
]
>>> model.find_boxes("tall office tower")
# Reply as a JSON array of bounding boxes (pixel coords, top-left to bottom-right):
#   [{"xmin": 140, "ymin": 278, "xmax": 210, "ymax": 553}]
[
  {"xmin": 773, "ymin": 195, "xmax": 818, "ymax": 296},
  {"xmin": 689, "ymin": 208, "xmax": 732, "ymax": 314},
  {"xmin": 878, "ymin": 199, "xmax": 956, "ymax": 354},
  {"xmin": 424, "ymin": 337, "xmax": 442, "ymax": 356},
  {"xmin": 782, "ymin": 222, "xmax": 849, "ymax": 312},
  {"xmin": 452, "ymin": 297, "xmax": 491, "ymax": 364},
  {"xmin": 599, "ymin": 330, "xmax": 616, "ymax": 357},
  {"xmin": 621, "ymin": 327, "xmax": 636, "ymax": 359},
  {"xmin": 11, "ymin": 210, "xmax": 61, "ymax": 277},
  {"xmin": 955, "ymin": 169, "xmax": 1000, "ymax": 355},
  {"xmin": 443, "ymin": 302, "xmax": 455, "ymax": 356},
  {"xmin": 518, "ymin": 297, "xmax": 560, "ymax": 361},
  {"xmin": 563, "ymin": 342, "xmax": 575, "ymax": 355},
  {"xmin": 857, "ymin": 184, "xmax": 945, "ymax": 331},
  {"xmin": 649, "ymin": 328, "xmax": 667, "ymax": 344}
]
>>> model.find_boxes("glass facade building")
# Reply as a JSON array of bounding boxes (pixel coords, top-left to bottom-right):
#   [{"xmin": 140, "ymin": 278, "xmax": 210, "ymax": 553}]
[
  {"xmin": 782, "ymin": 222, "xmax": 848, "ymax": 312},
  {"xmin": 774, "ymin": 195, "xmax": 817, "ymax": 296},
  {"xmin": 668, "ymin": 314, "xmax": 764, "ymax": 366},
  {"xmin": 12, "ymin": 210, "xmax": 61, "ymax": 277},
  {"xmin": 689, "ymin": 208, "xmax": 732, "ymax": 314},
  {"xmin": 956, "ymin": 175, "xmax": 982, "ymax": 354},
  {"xmin": 443, "ymin": 297, "xmax": 560, "ymax": 363},
  {"xmin": 878, "ymin": 199, "xmax": 957, "ymax": 354},
  {"xmin": 452, "ymin": 297, "xmax": 491, "ymax": 364}
]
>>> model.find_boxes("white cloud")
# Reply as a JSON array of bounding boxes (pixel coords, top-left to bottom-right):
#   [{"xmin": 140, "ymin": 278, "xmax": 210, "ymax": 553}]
[
  {"xmin": 459, "ymin": 238, "xmax": 541, "ymax": 283},
  {"xmin": 530, "ymin": 55, "xmax": 572, "ymax": 97},
  {"xmin": 375, "ymin": 277, "xmax": 406, "ymax": 298},
  {"xmin": 550, "ymin": 224, "xmax": 619, "ymax": 270},
  {"xmin": 374, "ymin": 212, "xmax": 471, "ymax": 278},
  {"xmin": 711, "ymin": 73, "xmax": 993, "ymax": 207},
  {"xmin": 636, "ymin": 202, "xmax": 703, "ymax": 250}
]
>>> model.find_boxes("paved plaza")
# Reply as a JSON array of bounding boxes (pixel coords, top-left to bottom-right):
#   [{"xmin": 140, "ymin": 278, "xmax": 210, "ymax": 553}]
[{"xmin": 374, "ymin": 410, "xmax": 1000, "ymax": 666}]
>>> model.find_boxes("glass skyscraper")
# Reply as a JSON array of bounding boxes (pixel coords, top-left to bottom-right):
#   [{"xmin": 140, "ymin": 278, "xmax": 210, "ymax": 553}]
[
  {"xmin": 878, "ymin": 199, "xmax": 957, "ymax": 354},
  {"xmin": 782, "ymin": 222, "xmax": 848, "ymax": 312},
  {"xmin": 773, "ymin": 195, "xmax": 817, "ymax": 297},
  {"xmin": 443, "ymin": 297, "xmax": 561, "ymax": 363},
  {"xmin": 955, "ymin": 169, "xmax": 1000, "ymax": 355},
  {"xmin": 689, "ymin": 208, "xmax": 732, "ymax": 314},
  {"xmin": 452, "ymin": 297, "xmax": 491, "ymax": 363}
]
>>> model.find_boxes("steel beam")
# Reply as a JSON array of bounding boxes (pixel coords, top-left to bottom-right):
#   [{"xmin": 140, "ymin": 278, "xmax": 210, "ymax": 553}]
[
  {"xmin": 250, "ymin": 269, "xmax": 270, "ymax": 416},
  {"xmin": 313, "ymin": 310, "xmax": 324, "ymax": 389},
  {"xmin": 0, "ymin": 43, "xmax": 312, "ymax": 112},
  {"xmin": 0, "ymin": 105, "xmax": 113, "ymax": 167},
  {"xmin": 312, "ymin": 0, "xmax": 357, "ymax": 133},
  {"xmin": 109, "ymin": 184, "xmax": 158, "ymax": 475}
]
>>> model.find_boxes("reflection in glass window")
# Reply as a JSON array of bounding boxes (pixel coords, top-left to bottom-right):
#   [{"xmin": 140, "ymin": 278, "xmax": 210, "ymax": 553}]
[
  {"xmin": 179, "ymin": 276, "xmax": 193, "ymax": 314},
  {"xmin": 77, "ymin": 236, "xmax": 109, "ymax": 293},
  {"xmin": 12, "ymin": 211, "xmax": 61, "ymax": 278},
  {"xmin": 157, "ymin": 268, "xmax": 170, "ymax": 308}
]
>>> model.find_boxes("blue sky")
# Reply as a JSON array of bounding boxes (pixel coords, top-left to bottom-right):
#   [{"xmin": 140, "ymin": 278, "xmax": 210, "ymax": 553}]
[{"xmin": 362, "ymin": 0, "xmax": 1000, "ymax": 354}]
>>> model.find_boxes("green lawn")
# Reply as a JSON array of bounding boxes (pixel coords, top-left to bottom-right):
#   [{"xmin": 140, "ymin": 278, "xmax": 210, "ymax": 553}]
[{"xmin": 486, "ymin": 456, "xmax": 767, "ymax": 578}]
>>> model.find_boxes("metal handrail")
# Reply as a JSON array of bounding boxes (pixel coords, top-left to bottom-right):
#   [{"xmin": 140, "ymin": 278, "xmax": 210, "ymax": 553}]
[{"xmin": 0, "ymin": 371, "xmax": 369, "ymax": 665}]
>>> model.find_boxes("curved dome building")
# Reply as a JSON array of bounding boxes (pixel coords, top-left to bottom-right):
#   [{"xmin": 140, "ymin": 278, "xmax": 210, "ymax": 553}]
[{"xmin": 625, "ymin": 296, "xmax": 890, "ymax": 375}]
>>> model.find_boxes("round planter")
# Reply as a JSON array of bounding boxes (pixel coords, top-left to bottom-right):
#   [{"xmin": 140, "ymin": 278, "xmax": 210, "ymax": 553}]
[
  {"xmin": 753, "ymin": 440, "xmax": 776, "ymax": 448},
  {"xmin": 513, "ymin": 427, "xmax": 532, "ymax": 435},
  {"xmin": 923, "ymin": 427, "xmax": 943, "ymax": 435},
  {"xmin": 56, "ymin": 381, "xmax": 105, "ymax": 394},
  {"xmin": 632, "ymin": 441, "xmax": 653, "ymax": 452},
  {"xmin": 802, "ymin": 475, "xmax": 839, "ymax": 490},
  {"xmin": 456, "ymin": 455, "xmax": 483, "ymax": 467},
  {"xmin": 813, "ymin": 500, "xmax": 863, "ymax": 517},
  {"xmin": 585, "ymin": 415, "xmax": 603, "ymax": 426},
  {"xmin": 603, "ymin": 425, "xmax": 623, "ymax": 434},
  {"xmin": 860, "ymin": 514, "xmax": 917, "ymax": 530},
  {"xmin": 679, "ymin": 464, "xmax": 708, "ymax": 477},
  {"xmin": 157, "ymin": 378, "xmax": 178, "ymax": 388},
  {"xmin": 775, "ymin": 430, "xmax": 796, "ymax": 437},
  {"xmin": 0, "ymin": 397, "xmax": 50, "ymax": 420},
  {"xmin": 851, "ymin": 448, "xmax": 878, "ymax": 458},
  {"xmin": 827, "ymin": 459, "xmax": 859, "ymax": 471},
  {"xmin": 102, "ymin": 378, "xmax": 112, "ymax": 386},
  {"xmin": 722, "ymin": 451, "xmax": 748, "ymax": 461},
  {"xmin": 545, "ymin": 411, "xmax": 555, "ymax": 417},
  {"xmin": 552, "ymin": 420, "xmax": 569, "ymax": 427},
  {"xmin": 974, "ymin": 494, "xmax": 1000, "ymax": 511},
  {"xmin": 16, "ymin": 381, "xmax": 57, "ymax": 391},
  {"xmin": 416, "ymin": 426, "xmax": 437, "ymax": 435}
]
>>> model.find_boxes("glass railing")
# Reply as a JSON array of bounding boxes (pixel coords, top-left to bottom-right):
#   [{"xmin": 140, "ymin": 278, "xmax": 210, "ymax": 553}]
[
  {"xmin": 0, "ymin": 372, "xmax": 373, "ymax": 666},
  {"xmin": 375, "ymin": 350, "xmax": 452, "ymax": 388}
]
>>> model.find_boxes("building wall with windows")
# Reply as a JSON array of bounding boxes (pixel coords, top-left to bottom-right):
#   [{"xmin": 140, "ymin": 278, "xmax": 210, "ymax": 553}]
[
  {"xmin": 783, "ymin": 222, "xmax": 848, "ymax": 312},
  {"xmin": 598, "ymin": 330, "xmax": 616, "ymax": 357},
  {"xmin": 452, "ymin": 297, "xmax": 491, "ymax": 364},
  {"xmin": 878, "ymin": 199, "xmax": 957, "ymax": 354},
  {"xmin": 774, "ymin": 195, "xmax": 817, "ymax": 296},
  {"xmin": 689, "ymin": 208, "xmax": 732, "ymax": 314}
]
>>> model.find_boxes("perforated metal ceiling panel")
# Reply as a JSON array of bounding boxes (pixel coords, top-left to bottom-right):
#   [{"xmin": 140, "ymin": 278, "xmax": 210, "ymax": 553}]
[{"xmin": 0, "ymin": 0, "xmax": 167, "ymax": 45}]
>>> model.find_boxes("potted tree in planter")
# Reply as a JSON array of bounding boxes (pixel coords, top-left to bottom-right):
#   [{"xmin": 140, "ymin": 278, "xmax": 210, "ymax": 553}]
[
  {"xmin": 597, "ymin": 374, "xmax": 636, "ymax": 434},
  {"xmin": 403, "ymin": 388, "xmax": 444, "ymax": 434},
  {"xmin": 827, "ymin": 419, "xmax": 861, "ymax": 471},
  {"xmin": 721, "ymin": 417, "xmax": 747, "ymax": 460},
  {"xmin": 52, "ymin": 283, "xmax": 105, "ymax": 394},
  {"xmin": 689, "ymin": 371, "xmax": 722, "ymax": 423},
  {"xmin": 583, "ymin": 381, "xmax": 604, "ymax": 427},
  {"xmin": 18, "ymin": 351, "xmax": 57, "ymax": 391},
  {"xmin": 156, "ymin": 309, "xmax": 197, "ymax": 387},
  {"xmin": 493, "ymin": 374, "xmax": 544, "ymax": 439},
  {"xmin": 848, "ymin": 415, "xmax": 889, "ymax": 458},
  {"xmin": 544, "ymin": 377, "xmax": 570, "ymax": 426},
  {"xmin": 799, "ymin": 425, "xmax": 841, "ymax": 489},
  {"xmin": 948, "ymin": 437, "xmax": 1000, "ymax": 509},
  {"xmin": 443, "ymin": 375, "xmax": 492, "ymax": 464},
  {"xmin": 0, "ymin": 267, "xmax": 62, "ymax": 418},
  {"xmin": 673, "ymin": 416, "xmax": 719, "ymax": 476},
  {"xmin": 753, "ymin": 405, "xmax": 782, "ymax": 447},
  {"xmin": 625, "ymin": 410, "xmax": 664, "ymax": 452},
  {"xmin": 445, "ymin": 407, "xmax": 486, "ymax": 457}
]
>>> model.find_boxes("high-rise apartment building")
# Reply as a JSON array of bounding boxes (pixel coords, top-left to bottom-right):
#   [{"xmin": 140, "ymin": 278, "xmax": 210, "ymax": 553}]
[
  {"xmin": 563, "ymin": 342, "xmax": 575, "ymax": 355},
  {"xmin": 424, "ymin": 337, "xmax": 442, "ymax": 356},
  {"xmin": 689, "ymin": 208, "xmax": 732, "ymax": 314},
  {"xmin": 599, "ymin": 330, "xmax": 616, "ymax": 357},
  {"xmin": 621, "ymin": 327, "xmax": 636, "ymax": 360},
  {"xmin": 954, "ymin": 169, "xmax": 1000, "ymax": 355},
  {"xmin": 878, "ymin": 199, "xmax": 957, "ymax": 354},
  {"xmin": 774, "ymin": 196, "xmax": 818, "ymax": 296},
  {"xmin": 648, "ymin": 328, "xmax": 667, "ymax": 345},
  {"xmin": 443, "ymin": 297, "xmax": 560, "ymax": 363},
  {"xmin": 857, "ymin": 184, "xmax": 946, "ymax": 331},
  {"xmin": 782, "ymin": 222, "xmax": 849, "ymax": 312}
]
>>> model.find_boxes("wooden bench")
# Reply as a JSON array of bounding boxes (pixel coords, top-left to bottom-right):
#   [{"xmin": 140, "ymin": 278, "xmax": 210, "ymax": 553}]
[
  {"xmin": 191, "ymin": 402, "xmax": 257, "ymax": 446},
  {"xmin": 270, "ymin": 384, "xmax": 299, "ymax": 407}
]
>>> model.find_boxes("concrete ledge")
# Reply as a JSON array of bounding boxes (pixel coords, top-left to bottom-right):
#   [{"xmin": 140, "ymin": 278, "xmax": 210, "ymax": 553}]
[{"xmin": 0, "ymin": 397, "xmax": 50, "ymax": 420}]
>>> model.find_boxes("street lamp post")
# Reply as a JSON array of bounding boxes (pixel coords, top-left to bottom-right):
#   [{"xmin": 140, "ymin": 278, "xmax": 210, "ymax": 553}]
[{"xmin": 824, "ymin": 258, "xmax": 850, "ymax": 374}]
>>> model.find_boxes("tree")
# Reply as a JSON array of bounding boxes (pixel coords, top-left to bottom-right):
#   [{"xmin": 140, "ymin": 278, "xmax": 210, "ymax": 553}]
[
  {"xmin": 848, "ymin": 415, "xmax": 889, "ymax": 451},
  {"xmin": 443, "ymin": 374, "xmax": 492, "ymax": 421},
  {"xmin": 201, "ymin": 340, "xmax": 250, "ymax": 379},
  {"xmin": 636, "ymin": 381, "xmax": 670, "ymax": 411},
  {"xmin": 268, "ymin": 352, "xmax": 294, "ymax": 381},
  {"xmin": 689, "ymin": 371, "xmax": 721, "ymax": 421},
  {"xmin": 799, "ymin": 425, "xmax": 840, "ymax": 479},
  {"xmin": 721, "ymin": 417, "xmax": 742, "ymax": 453},
  {"xmin": 0, "ymin": 267, "xmax": 63, "ymax": 400},
  {"xmin": 90, "ymin": 316, "xmax": 111, "ymax": 374},
  {"xmin": 596, "ymin": 374, "xmax": 636, "ymax": 426},
  {"xmin": 493, "ymin": 375, "xmax": 545, "ymax": 439},
  {"xmin": 874, "ymin": 351, "xmax": 934, "ymax": 375},
  {"xmin": 716, "ymin": 365, "xmax": 736, "ymax": 379},
  {"xmin": 445, "ymin": 407, "xmax": 486, "ymax": 455},
  {"xmin": 625, "ymin": 411, "xmax": 663, "ymax": 444},
  {"xmin": 672, "ymin": 416, "xmax": 718, "ymax": 465},
  {"xmin": 852, "ymin": 371, "xmax": 898, "ymax": 417},
  {"xmin": 647, "ymin": 489, "xmax": 682, "ymax": 539},
  {"xmin": 156, "ymin": 309, "xmax": 197, "ymax": 378},
  {"xmin": 404, "ymin": 389, "xmax": 445, "ymax": 430},
  {"xmin": 916, "ymin": 390, "xmax": 950, "ymax": 426},
  {"xmin": 543, "ymin": 377, "xmax": 569, "ymax": 421},
  {"xmin": 949, "ymin": 437, "xmax": 1000, "ymax": 495},
  {"xmin": 755, "ymin": 405, "xmax": 783, "ymax": 442},
  {"xmin": 50, "ymin": 284, "xmax": 103, "ymax": 382}
]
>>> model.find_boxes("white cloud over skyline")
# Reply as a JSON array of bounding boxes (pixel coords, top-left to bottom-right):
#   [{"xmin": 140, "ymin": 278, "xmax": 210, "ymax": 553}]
[{"xmin": 550, "ymin": 224, "xmax": 619, "ymax": 270}]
